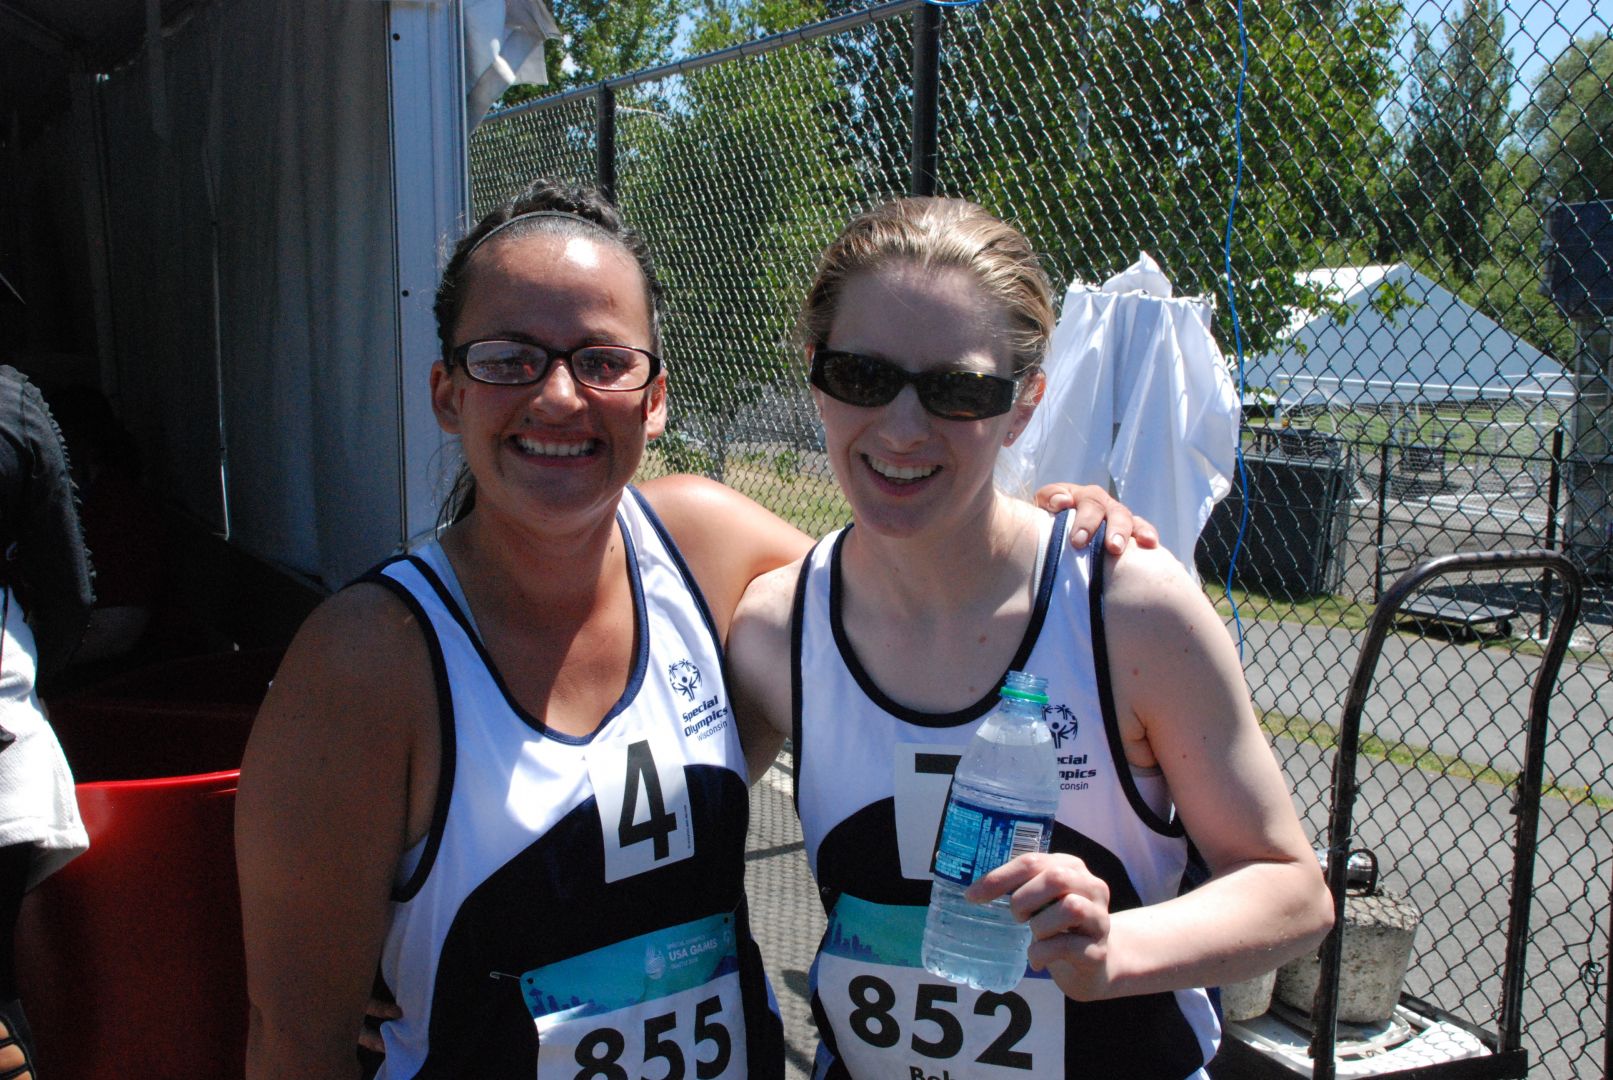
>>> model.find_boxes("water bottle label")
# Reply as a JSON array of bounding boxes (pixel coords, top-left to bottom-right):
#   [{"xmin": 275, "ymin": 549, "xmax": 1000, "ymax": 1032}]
[
  {"xmin": 931, "ymin": 797, "xmax": 1051, "ymax": 887},
  {"xmin": 891, "ymin": 744, "xmax": 965, "ymax": 881}
]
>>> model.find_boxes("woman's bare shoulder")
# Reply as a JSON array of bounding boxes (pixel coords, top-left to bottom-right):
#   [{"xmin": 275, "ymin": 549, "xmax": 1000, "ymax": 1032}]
[
  {"xmin": 246, "ymin": 580, "xmax": 435, "ymax": 774},
  {"xmin": 1100, "ymin": 544, "xmax": 1213, "ymax": 634}
]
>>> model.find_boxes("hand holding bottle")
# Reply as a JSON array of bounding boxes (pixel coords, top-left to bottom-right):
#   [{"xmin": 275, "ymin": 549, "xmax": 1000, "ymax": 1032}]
[{"xmin": 966, "ymin": 852, "xmax": 1117, "ymax": 1001}]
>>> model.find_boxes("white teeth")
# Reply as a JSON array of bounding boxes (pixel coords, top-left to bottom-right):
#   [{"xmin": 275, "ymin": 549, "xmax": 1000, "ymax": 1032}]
[
  {"xmin": 867, "ymin": 457, "xmax": 937, "ymax": 481},
  {"xmin": 515, "ymin": 436, "xmax": 593, "ymax": 457}
]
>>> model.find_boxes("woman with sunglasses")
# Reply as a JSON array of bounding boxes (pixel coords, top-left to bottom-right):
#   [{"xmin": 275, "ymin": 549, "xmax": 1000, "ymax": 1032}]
[
  {"xmin": 727, "ymin": 198, "xmax": 1332, "ymax": 1079},
  {"xmin": 236, "ymin": 180, "xmax": 1148, "ymax": 1079}
]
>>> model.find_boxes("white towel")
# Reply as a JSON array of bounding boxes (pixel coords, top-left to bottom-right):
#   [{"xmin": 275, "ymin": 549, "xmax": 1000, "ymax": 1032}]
[{"xmin": 997, "ymin": 253, "xmax": 1240, "ymax": 566}]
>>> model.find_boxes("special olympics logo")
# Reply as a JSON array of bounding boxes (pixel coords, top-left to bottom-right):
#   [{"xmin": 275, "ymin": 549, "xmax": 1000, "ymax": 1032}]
[
  {"xmin": 668, "ymin": 659, "xmax": 702, "ymax": 700},
  {"xmin": 1044, "ymin": 703, "xmax": 1078, "ymax": 748}
]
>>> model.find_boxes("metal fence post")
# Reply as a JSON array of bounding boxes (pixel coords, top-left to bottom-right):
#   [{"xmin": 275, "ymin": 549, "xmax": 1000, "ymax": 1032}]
[
  {"xmin": 597, "ymin": 83, "xmax": 616, "ymax": 203},
  {"xmin": 1541, "ymin": 426, "xmax": 1565, "ymax": 639},
  {"xmin": 1374, "ymin": 438, "xmax": 1391, "ymax": 600},
  {"xmin": 910, "ymin": 2, "xmax": 940, "ymax": 197}
]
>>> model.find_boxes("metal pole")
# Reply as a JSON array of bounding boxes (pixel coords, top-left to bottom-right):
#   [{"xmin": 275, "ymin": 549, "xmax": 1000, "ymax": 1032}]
[
  {"xmin": 1497, "ymin": 552, "xmax": 1582, "ymax": 1053},
  {"xmin": 596, "ymin": 84, "xmax": 616, "ymax": 203},
  {"xmin": 1374, "ymin": 438, "xmax": 1391, "ymax": 600},
  {"xmin": 910, "ymin": 2, "xmax": 940, "ymax": 197},
  {"xmin": 1540, "ymin": 426, "xmax": 1564, "ymax": 640},
  {"xmin": 1315, "ymin": 549, "xmax": 1581, "ymax": 1075}
]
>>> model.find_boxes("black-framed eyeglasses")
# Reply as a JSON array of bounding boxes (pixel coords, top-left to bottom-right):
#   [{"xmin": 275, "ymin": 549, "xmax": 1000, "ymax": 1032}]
[
  {"xmin": 809, "ymin": 348, "xmax": 1019, "ymax": 421},
  {"xmin": 449, "ymin": 339, "xmax": 662, "ymax": 392}
]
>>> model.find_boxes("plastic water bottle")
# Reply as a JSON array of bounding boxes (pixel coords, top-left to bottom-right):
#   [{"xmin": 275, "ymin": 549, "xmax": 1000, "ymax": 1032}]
[{"xmin": 922, "ymin": 670, "xmax": 1059, "ymax": 992}]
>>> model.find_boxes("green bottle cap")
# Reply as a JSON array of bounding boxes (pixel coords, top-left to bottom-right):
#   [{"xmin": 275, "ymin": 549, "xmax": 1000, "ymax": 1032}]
[{"xmin": 999, "ymin": 670, "xmax": 1048, "ymax": 705}]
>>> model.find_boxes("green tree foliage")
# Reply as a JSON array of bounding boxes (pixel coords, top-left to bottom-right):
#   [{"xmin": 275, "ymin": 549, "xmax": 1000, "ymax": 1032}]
[
  {"xmin": 615, "ymin": 0, "xmax": 857, "ymax": 479},
  {"xmin": 496, "ymin": 0, "xmax": 685, "ymax": 108},
  {"xmin": 1464, "ymin": 152, "xmax": 1576, "ymax": 363},
  {"xmin": 938, "ymin": 0, "xmax": 1400, "ymax": 357},
  {"xmin": 1520, "ymin": 32, "xmax": 1613, "ymax": 204},
  {"xmin": 1379, "ymin": 30, "xmax": 1608, "ymax": 366},
  {"xmin": 1393, "ymin": 0, "xmax": 1514, "ymax": 283},
  {"xmin": 1453, "ymin": 33, "xmax": 1611, "ymax": 364},
  {"xmin": 469, "ymin": 0, "xmax": 690, "ymax": 205}
]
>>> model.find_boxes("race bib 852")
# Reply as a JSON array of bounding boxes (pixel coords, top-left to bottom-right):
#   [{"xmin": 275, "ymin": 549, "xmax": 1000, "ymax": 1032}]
[{"xmin": 815, "ymin": 896, "xmax": 1063, "ymax": 1078}]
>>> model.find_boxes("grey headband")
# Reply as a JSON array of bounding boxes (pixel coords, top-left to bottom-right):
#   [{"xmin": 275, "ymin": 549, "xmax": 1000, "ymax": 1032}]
[{"xmin": 466, "ymin": 209, "xmax": 614, "ymax": 258}]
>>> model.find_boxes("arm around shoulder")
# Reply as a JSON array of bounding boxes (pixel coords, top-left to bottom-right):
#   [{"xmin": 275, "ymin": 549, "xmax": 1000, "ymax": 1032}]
[
  {"xmin": 638, "ymin": 474, "xmax": 811, "ymax": 642},
  {"xmin": 724, "ymin": 561, "xmax": 802, "ymax": 785},
  {"xmin": 237, "ymin": 582, "xmax": 434, "ymax": 1079}
]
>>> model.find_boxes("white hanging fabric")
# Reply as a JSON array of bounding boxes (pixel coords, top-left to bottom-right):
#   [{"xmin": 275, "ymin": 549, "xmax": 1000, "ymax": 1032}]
[
  {"xmin": 997, "ymin": 253, "xmax": 1241, "ymax": 566},
  {"xmin": 464, "ymin": 0, "xmax": 561, "ymax": 127}
]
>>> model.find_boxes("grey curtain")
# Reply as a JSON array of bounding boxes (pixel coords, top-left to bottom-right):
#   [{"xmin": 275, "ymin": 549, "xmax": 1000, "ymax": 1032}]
[{"xmin": 100, "ymin": 0, "xmax": 402, "ymax": 590}]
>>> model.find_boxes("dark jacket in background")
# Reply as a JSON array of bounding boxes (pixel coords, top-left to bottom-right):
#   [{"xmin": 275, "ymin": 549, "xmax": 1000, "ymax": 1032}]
[{"xmin": 0, "ymin": 365, "xmax": 93, "ymax": 684}]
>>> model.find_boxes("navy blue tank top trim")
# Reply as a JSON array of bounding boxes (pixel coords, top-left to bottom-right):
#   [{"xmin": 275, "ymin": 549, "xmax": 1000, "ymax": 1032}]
[
  {"xmin": 385, "ymin": 527, "xmax": 651, "ymax": 747},
  {"xmin": 822, "ymin": 510, "xmax": 1072, "ymax": 729},
  {"xmin": 789, "ymin": 552, "xmax": 813, "ymax": 821},
  {"xmin": 1087, "ymin": 525, "xmax": 1187, "ymax": 839},
  {"xmin": 625, "ymin": 486, "xmax": 725, "ymax": 661},
  {"xmin": 353, "ymin": 566, "xmax": 459, "ymax": 904}
]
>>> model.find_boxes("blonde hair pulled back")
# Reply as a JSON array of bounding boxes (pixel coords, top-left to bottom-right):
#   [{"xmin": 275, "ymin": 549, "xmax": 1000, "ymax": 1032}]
[{"xmin": 799, "ymin": 198, "xmax": 1056, "ymax": 381}]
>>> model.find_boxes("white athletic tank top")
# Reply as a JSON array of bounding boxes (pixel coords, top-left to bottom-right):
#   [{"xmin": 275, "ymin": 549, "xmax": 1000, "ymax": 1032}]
[
  {"xmin": 366, "ymin": 488, "xmax": 781, "ymax": 1079},
  {"xmin": 793, "ymin": 513, "xmax": 1219, "ymax": 1079}
]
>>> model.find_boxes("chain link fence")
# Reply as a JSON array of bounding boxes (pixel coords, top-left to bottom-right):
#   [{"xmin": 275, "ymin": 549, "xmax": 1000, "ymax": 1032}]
[{"xmin": 470, "ymin": 0, "xmax": 1612, "ymax": 1072}]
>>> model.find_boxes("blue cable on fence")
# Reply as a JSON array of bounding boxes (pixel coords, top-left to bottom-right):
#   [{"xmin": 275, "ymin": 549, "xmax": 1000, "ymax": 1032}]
[{"xmin": 1224, "ymin": 0, "xmax": 1251, "ymax": 659}]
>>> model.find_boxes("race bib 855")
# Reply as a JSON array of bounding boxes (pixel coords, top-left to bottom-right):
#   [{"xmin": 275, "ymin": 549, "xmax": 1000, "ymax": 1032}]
[{"xmin": 528, "ymin": 912, "xmax": 748, "ymax": 1079}]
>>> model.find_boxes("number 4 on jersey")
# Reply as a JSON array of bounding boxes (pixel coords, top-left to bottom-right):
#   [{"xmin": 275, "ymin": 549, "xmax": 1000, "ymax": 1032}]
[
  {"xmin": 589, "ymin": 735, "xmax": 695, "ymax": 882},
  {"xmin": 619, "ymin": 741, "xmax": 678, "ymax": 858}
]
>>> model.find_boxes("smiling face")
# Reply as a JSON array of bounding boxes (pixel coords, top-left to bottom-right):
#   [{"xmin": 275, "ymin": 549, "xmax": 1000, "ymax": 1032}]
[
  {"xmin": 430, "ymin": 231, "xmax": 666, "ymax": 536},
  {"xmin": 815, "ymin": 261, "xmax": 1041, "ymax": 541}
]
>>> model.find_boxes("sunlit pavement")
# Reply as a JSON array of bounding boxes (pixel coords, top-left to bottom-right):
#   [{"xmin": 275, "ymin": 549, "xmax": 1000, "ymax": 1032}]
[{"xmin": 744, "ymin": 746, "xmax": 823, "ymax": 1079}]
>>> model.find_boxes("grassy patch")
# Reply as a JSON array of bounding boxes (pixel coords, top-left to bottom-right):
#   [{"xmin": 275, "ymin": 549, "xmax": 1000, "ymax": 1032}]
[
  {"xmin": 1261, "ymin": 709, "xmax": 1613, "ymax": 810},
  {"xmin": 639, "ymin": 449, "xmax": 849, "ymax": 537},
  {"xmin": 1209, "ymin": 585, "xmax": 1376, "ymax": 634}
]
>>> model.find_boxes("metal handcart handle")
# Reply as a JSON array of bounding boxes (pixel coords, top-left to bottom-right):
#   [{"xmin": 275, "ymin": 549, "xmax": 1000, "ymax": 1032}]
[{"xmin": 1311, "ymin": 548, "xmax": 1584, "ymax": 1080}]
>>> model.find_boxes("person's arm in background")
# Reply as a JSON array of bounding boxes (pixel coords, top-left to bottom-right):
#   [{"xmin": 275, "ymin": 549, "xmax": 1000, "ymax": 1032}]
[{"xmin": 1, "ymin": 370, "xmax": 93, "ymax": 685}]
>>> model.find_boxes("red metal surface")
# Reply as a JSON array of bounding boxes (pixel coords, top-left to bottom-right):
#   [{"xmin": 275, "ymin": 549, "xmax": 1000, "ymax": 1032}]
[{"xmin": 16, "ymin": 650, "xmax": 278, "ymax": 1080}]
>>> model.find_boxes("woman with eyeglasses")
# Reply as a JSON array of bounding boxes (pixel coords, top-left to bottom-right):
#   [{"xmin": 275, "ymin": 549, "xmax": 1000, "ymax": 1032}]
[
  {"xmin": 235, "ymin": 180, "xmax": 1148, "ymax": 1079},
  {"xmin": 726, "ymin": 198, "xmax": 1333, "ymax": 1079}
]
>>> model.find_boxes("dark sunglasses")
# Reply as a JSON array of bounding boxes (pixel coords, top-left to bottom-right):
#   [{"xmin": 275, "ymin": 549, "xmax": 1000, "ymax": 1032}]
[
  {"xmin": 449, "ymin": 339, "xmax": 662, "ymax": 392},
  {"xmin": 809, "ymin": 348, "xmax": 1019, "ymax": 421}
]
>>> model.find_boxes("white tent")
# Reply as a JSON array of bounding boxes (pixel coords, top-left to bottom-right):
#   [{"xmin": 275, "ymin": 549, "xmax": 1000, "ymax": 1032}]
[{"xmin": 1245, "ymin": 264, "xmax": 1573, "ymax": 408}]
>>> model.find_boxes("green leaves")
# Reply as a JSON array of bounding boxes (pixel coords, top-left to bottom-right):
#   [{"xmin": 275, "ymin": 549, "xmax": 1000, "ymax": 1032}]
[{"xmin": 1521, "ymin": 32, "xmax": 1613, "ymax": 204}]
